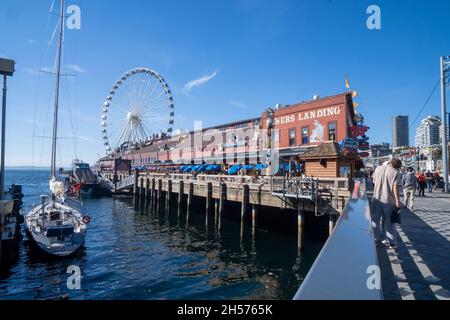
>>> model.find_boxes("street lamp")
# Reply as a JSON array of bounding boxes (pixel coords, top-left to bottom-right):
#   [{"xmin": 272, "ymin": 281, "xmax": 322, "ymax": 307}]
[
  {"xmin": 441, "ymin": 56, "xmax": 450, "ymax": 192},
  {"xmin": 0, "ymin": 58, "xmax": 15, "ymax": 200},
  {"xmin": 0, "ymin": 57, "xmax": 15, "ymax": 266}
]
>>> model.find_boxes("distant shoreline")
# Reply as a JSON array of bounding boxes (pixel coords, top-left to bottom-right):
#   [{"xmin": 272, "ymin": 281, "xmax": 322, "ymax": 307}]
[{"xmin": 5, "ymin": 166, "xmax": 50, "ymax": 171}]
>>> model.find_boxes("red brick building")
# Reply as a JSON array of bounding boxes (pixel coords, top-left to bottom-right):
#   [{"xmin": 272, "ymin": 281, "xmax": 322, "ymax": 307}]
[
  {"xmin": 99, "ymin": 92, "xmax": 360, "ymax": 176},
  {"xmin": 261, "ymin": 92, "xmax": 357, "ymax": 150}
]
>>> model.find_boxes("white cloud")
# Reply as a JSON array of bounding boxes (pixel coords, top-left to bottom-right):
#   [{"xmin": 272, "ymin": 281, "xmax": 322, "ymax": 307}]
[
  {"xmin": 229, "ymin": 100, "xmax": 248, "ymax": 109},
  {"xmin": 183, "ymin": 70, "xmax": 219, "ymax": 93},
  {"xmin": 20, "ymin": 66, "xmax": 54, "ymax": 75},
  {"xmin": 66, "ymin": 64, "xmax": 87, "ymax": 74},
  {"xmin": 20, "ymin": 67, "xmax": 40, "ymax": 75},
  {"xmin": 28, "ymin": 39, "xmax": 38, "ymax": 45},
  {"xmin": 76, "ymin": 136, "xmax": 101, "ymax": 144},
  {"xmin": 20, "ymin": 64, "xmax": 87, "ymax": 76}
]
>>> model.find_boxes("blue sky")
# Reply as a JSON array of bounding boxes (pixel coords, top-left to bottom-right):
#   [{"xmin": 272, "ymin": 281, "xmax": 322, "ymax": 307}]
[{"xmin": 1, "ymin": 0, "xmax": 449, "ymax": 166}]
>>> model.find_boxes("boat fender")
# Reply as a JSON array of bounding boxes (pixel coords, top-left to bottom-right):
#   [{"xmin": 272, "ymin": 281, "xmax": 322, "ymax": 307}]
[{"xmin": 82, "ymin": 215, "xmax": 91, "ymax": 224}]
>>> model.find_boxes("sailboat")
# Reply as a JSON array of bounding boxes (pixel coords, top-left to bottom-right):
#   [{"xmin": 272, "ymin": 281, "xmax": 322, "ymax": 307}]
[{"xmin": 25, "ymin": 0, "xmax": 89, "ymax": 257}]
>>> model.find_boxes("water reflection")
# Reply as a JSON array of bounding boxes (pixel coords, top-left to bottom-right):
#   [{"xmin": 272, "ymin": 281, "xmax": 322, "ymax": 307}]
[{"xmin": 1, "ymin": 170, "xmax": 323, "ymax": 300}]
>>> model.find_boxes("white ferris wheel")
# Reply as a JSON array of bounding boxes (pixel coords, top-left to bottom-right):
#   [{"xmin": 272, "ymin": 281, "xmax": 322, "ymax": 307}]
[{"xmin": 101, "ymin": 68, "xmax": 174, "ymax": 154}]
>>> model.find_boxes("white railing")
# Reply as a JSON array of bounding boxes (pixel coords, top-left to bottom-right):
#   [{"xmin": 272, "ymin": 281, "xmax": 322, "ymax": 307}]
[
  {"xmin": 136, "ymin": 173, "xmax": 270, "ymax": 188},
  {"xmin": 116, "ymin": 175, "xmax": 135, "ymax": 190},
  {"xmin": 271, "ymin": 177, "xmax": 319, "ymax": 200},
  {"xmin": 115, "ymin": 172, "xmax": 350, "ymax": 196}
]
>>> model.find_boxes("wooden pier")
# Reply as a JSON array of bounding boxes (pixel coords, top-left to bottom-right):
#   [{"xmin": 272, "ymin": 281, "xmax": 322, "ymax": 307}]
[{"xmin": 102, "ymin": 171, "xmax": 353, "ymax": 252}]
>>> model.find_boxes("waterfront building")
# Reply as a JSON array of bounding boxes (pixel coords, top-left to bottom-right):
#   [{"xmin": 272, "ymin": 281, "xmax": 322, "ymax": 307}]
[
  {"xmin": 99, "ymin": 92, "xmax": 362, "ymax": 176},
  {"xmin": 298, "ymin": 141, "xmax": 357, "ymax": 178},
  {"xmin": 392, "ymin": 115, "xmax": 409, "ymax": 148},
  {"xmin": 415, "ymin": 116, "xmax": 441, "ymax": 148},
  {"xmin": 368, "ymin": 143, "xmax": 392, "ymax": 158}
]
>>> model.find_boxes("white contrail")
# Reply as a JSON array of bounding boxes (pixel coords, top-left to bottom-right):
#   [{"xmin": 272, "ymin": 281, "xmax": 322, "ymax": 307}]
[{"xmin": 183, "ymin": 70, "xmax": 219, "ymax": 93}]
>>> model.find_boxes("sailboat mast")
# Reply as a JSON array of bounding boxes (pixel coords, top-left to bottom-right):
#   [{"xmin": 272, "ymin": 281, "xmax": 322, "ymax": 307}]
[{"xmin": 51, "ymin": 0, "xmax": 65, "ymax": 179}]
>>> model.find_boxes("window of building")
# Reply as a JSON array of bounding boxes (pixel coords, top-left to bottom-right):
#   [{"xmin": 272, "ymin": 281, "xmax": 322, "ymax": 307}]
[
  {"xmin": 289, "ymin": 128, "xmax": 296, "ymax": 146},
  {"xmin": 302, "ymin": 126, "xmax": 309, "ymax": 145},
  {"xmin": 339, "ymin": 165, "xmax": 351, "ymax": 178},
  {"xmin": 328, "ymin": 121, "xmax": 337, "ymax": 141}
]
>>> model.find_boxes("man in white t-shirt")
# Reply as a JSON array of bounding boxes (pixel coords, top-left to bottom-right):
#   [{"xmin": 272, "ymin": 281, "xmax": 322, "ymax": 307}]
[{"xmin": 372, "ymin": 158, "xmax": 403, "ymax": 248}]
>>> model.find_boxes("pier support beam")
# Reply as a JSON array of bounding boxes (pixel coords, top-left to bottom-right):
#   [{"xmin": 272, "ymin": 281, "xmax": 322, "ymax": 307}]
[
  {"xmin": 151, "ymin": 178, "xmax": 156, "ymax": 211},
  {"xmin": 166, "ymin": 180, "xmax": 172, "ymax": 214},
  {"xmin": 252, "ymin": 204, "xmax": 258, "ymax": 239},
  {"xmin": 297, "ymin": 201, "xmax": 304, "ymax": 254},
  {"xmin": 240, "ymin": 184, "xmax": 249, "ymax": 239},
  {"xmin": 145, "ymin": 178, "xmax": 150, "ymax": 210},
  {"xmin": 140, "ymin": 178, "xmax": 145, "ymax": 209},
  {"xmin": 178, "ymin": 180, "xmax": 184, "ymax": 218},
  {"xmin": 157, "ymin": 179, "xmax": 162, "ymax": 213},
  {"xmin": 187, "ymin": 182, "xmax": 193, "ymax": 223},
  {"xmin": 206, "ymin": 182, "xmax": 212, "ymax": 226},
  {"xmin": 329, "ymin": 214, "xmax": 336, "ymax": 236},
  {"xmin": 218, "ymin": 183, "xmax": 226, "ymax": 232},
  {"xmin": 133, "ymin": 170, "xmax": 139, "ymax": 208},
  {"xmin": 214, "ymin": 198, "xmax": 219, "ymax": 230}
]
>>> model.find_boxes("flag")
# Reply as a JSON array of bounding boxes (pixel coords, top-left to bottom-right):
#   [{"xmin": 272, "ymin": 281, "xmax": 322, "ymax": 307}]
[{"xmin": 345, "ymin": 76, "xmax": 350, "ymax": 90}]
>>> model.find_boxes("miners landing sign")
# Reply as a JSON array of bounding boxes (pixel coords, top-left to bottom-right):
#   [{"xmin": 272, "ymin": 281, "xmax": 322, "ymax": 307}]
[{"xmin": 274, "ymin": 106, "xmax": 342, "ymax": 125}]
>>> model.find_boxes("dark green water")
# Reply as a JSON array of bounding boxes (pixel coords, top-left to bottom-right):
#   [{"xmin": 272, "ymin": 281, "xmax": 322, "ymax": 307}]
[{"xmin": 0, "ymin": 169, "xmax": 323, "ymax": 300}]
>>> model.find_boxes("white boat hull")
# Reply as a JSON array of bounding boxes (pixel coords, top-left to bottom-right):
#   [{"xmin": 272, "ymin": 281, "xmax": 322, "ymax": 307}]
[{"xmin": 25, "ymin": 197, "xmax": 88, "ymax": 257}]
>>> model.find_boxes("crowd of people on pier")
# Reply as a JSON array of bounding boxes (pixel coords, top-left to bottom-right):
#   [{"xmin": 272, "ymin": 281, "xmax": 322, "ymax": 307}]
[{"xmin": 370, "ymin": 158, "xmax": 447, "ymax": 249}]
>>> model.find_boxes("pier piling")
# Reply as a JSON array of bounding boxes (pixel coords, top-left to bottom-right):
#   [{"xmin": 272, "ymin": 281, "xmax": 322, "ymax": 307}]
[
  {"xmin": 133, "ymin": 171, "xmax": 139, "ymax": 208},
  {"xmin": 214, "ymin": 198, "xmax": 219, "ymax": 230},
  {"xmin": 151, "ymin": 178, "xmax": 156, "ymax": 210},
  {"xmin": 252, "ymin": 204, "xmax": 258, "ymax": 239},
  {"xmin": 218, "ymin": 183, "xmax": 226, "ymax": 232},
  {"xmin": 157, "ymin": 179, "xmax": 162, "ymax": 213},
  {"xmin": 240, "ymin": 184, "xmax": 249, "ymax": 239},
  {"xmin": 178, "ymin": 180, "xmax": 184, "ymax": 218},
  {"xmin": 187, "ymin": 182, "xmax": 193, "ymax": 222},
  {"xmin": 145, "ymin": 178, "xmax": 150, "ymax": 210},
  {"xmin": 206, "ymin": 182, "xmax": 212, "ymax": 224},
  {"xmin": 140, "ymin": 178, "xmax": 145, "ymax": 209},
  {"xmin": 297, "ymin": 201, "xmax": 304, "ymax": 254},
  {"xmin": 329, "ymin": 214, "xmax": 336, "ymax": 236},
  {"xmin": 166, "ymin": 180, "xmax": 172, "ymax": 213}
]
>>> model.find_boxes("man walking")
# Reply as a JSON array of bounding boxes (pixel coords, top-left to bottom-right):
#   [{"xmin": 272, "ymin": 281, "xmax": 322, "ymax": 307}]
[
  {"xmin": 426, "ymin": 170, "xmax": 433, "ymax": 193},
  {"xmin": 372, "ymin": 158, "xmax": 403, "ymax": 248},
  {"xmin": 417, "ymin": 171, "xmax": 427, "ymax": 197},
  {"xmin": 402, "ymin": 167, "xmax": 417, "ymax": 211}
]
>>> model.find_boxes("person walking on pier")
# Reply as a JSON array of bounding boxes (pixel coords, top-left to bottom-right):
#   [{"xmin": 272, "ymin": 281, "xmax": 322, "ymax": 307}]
[
  {"xmin": 372, "ymin": 158, "xmax": 403, "ymax": 248},
  {"xmin": 402, "ymin": 167, "xmax": 417, "ymax": 211},
  {"xmin": 417, "ymin": 172, "xmax": 426, "ymax": 197},
  {"xmin": 425, "ymin": 170, "xmax": 434, "ymax": 193}
]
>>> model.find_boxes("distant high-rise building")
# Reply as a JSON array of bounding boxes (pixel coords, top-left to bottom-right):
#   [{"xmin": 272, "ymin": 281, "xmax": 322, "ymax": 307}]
[
  {"xmin": 392, "ymin": 115, "xmax": 409, "ymax": 148},
  {"xmin": 415, "ymin": 116, "xmax": 441, "ymax": 148},
  {"xmin": 368, "ymin": 143, "xmax": 392, "ymax": 157}
]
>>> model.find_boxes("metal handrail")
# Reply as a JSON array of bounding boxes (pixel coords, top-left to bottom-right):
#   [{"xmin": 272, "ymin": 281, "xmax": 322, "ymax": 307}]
[
  {"xmin": 116, "ymin": 175, "xmax": 135, "ymax": 190},
  {"xmin": 293, "ymin": 178, "xmax": 383, "ymax": 300}
]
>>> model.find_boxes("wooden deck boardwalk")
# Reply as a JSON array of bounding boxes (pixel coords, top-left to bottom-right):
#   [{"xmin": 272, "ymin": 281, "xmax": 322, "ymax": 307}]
[{"xmin": 375, "ymin": 193, "xmax": 450, "ymax": 300}]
